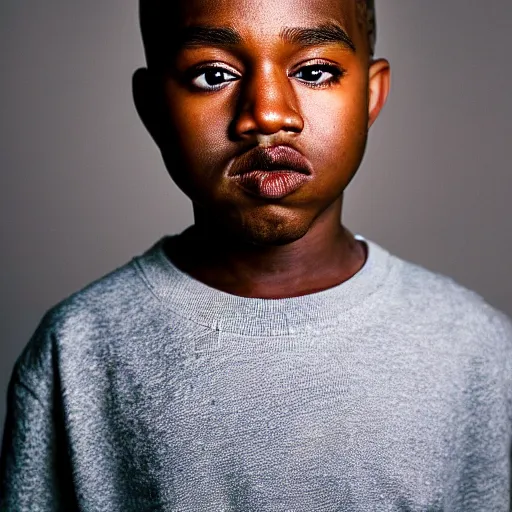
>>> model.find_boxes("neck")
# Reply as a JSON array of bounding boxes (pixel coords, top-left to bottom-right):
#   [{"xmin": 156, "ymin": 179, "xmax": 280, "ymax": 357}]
[{"xmin": 164, "ymin": 202, "xmax": 367, "ymax": 299}]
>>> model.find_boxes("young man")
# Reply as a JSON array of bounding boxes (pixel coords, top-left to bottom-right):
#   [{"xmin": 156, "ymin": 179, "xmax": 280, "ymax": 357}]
[{"xmin": 1, "ymin": 0, "xmax": 511, "ymax": 510}]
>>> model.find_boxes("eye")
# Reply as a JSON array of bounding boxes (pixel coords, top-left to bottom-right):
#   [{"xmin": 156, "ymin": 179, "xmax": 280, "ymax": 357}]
[
  {"xmin": 191, "ymin": 67, "xmax": 240, "ymax": 91},
  {"xmin": 292, "ymin": 64, "xmax": 344, "ymax": 87}
]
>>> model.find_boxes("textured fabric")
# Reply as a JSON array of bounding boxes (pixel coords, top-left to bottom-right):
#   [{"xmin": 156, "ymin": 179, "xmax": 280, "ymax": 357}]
[{"xmin": 1, "ymin": 233, "xmax": 512, "ymax": 512}]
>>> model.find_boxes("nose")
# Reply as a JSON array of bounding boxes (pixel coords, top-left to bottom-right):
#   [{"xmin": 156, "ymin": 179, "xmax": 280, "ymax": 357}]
[{"xmin": 231, "ymin": 62, "xmax": 304, "ymax": 139}]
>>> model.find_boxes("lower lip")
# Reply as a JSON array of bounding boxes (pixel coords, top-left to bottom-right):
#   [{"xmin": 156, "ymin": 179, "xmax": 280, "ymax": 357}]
[{"xmin": 233, "ymin": 170, "xmax": 310, "ymax": 199}]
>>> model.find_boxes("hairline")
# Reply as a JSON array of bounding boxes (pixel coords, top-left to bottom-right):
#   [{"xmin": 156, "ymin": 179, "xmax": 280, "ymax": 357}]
[{"xmin": 140, "ymin": 0, "xmax": 377, "ymax": 68}]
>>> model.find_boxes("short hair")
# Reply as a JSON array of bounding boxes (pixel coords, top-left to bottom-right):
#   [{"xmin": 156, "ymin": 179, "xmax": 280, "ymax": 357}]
[
  {"xmin": 140, "ymin": 0, "xmax": 377, "ymax": 67},
  {"xmin": 365, "ymin": 0, "xmax": 376, "ymax": 55}
]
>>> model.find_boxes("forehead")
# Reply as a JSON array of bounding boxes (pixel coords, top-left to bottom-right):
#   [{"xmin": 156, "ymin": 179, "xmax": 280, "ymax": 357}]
[
  {"xmin": 140, "ymin": 0, "xmax": 371, "ymax": 66},
  {"xmin": 146, "ymin": 0, "xmax": 358, "ymax": 34},
  {"xmin": 178, "ymin": 0, "xmax": 354, "ymax": 23}
]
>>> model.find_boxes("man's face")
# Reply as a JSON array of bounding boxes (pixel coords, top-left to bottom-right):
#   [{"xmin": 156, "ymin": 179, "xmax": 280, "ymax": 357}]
[{"xmin": 139, "ymin": 0, "xmax": 386, "ymax": 246}]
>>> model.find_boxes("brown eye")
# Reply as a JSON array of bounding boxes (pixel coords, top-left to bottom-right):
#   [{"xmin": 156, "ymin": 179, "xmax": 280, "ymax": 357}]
[
  {"xmin": 191, "ymin": 67, "xmax": 239, "ymax": 91},
  {"xmin": 293, "ymin": 64, "xmax": 343, "ymax": 87}
]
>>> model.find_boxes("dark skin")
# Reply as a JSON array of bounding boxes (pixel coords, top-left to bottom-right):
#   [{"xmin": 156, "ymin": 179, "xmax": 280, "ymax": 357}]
[{"xmin": 134, "ymin": 0, "xmax": 390, "ymax": 299}]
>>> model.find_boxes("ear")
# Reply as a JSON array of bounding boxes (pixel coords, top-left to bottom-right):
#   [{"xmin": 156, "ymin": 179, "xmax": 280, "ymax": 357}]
[
  {"xmin": 132, "ymin": 67, "xmax": 166, "ymax": 148},
  {"xmin": 367, "ymin": 58, "xmax": 391, "ymax": 128}
]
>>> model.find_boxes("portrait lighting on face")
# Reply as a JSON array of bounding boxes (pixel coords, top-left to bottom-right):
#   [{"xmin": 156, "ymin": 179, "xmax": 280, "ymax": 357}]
[{"xmin": 134, "ymin": 0, "xmax": 389, "ymax": 252}]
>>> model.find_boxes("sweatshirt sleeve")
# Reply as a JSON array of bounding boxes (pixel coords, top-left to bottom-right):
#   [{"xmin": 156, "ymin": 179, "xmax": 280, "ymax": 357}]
[{"xmin": 0, "ymin": 314, "xmax": 77, "ymax": 512}]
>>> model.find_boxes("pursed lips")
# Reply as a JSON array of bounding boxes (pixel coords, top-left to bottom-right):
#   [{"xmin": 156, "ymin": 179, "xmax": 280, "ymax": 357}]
[
  {"xmin": 229, "ymin": 145, "xmax": 313, "ymax": 176},
  {"xmin": 228, "ymin": 145, "xmax": 313, "ymax": 199}
]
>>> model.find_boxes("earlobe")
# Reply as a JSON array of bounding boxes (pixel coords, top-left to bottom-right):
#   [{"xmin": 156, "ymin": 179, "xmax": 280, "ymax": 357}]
[
  {"xmin": 367, "ymin": 59, "xmax": 391, "ymax": 129},
  {"xmin": 132, "ymin": 67, "xmax": 165, "ymax": 148}
]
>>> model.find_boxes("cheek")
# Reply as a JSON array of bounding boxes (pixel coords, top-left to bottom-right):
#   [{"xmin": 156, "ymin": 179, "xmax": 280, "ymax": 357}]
[
  {"xmin": 165, "ymin": 98, "xmax": 209, "ymax": 150},
  {"xmin": 299, "ymin": 79, "xmax": 368, "ymax": 171},
  {"xmin": 163, "ymin": 87, "xmax": 231, "ymax": 172},
  {"xmin": 161, "ymin": 86, "xmax": 237, "ymax": 205}
]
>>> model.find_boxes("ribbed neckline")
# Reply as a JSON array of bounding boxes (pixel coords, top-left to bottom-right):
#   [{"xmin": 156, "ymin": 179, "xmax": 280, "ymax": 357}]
[{"xmin": 134, "ymin": 233, "xmax": 396, "ymax": 336}]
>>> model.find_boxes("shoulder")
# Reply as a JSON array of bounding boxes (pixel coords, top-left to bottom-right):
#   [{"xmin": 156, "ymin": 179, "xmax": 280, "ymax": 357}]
[
  {"xmin": 386, "ymin": 250, "xmax": 512, "ymax": 356},
  {"xmin": 43, "ymin": 256, "xmax": 149, "ymax": 338},
  {"xmin": 13, "ymin": 250, "xmax": 159, "ymax": 393}
]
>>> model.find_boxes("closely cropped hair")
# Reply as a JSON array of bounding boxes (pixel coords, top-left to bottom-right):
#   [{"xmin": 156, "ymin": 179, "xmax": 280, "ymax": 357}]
[
  {"xmin": 140, "ymin": 0, "xmax": 377, "ymax": 67},
  {"xmin": 365, "ymin": 0, "xmax": 376, "ymax": 55}
]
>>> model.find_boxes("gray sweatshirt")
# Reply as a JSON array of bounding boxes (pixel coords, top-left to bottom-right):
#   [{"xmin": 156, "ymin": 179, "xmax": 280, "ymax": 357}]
[{"xmin": 1, "ymin": 234, "xmax": 512, "ymax": 512}]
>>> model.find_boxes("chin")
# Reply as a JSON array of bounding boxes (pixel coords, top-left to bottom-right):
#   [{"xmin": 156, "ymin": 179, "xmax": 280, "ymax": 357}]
[{"xmin": 236, "ymin": 211, "xmax": 311, "ymax": 247}]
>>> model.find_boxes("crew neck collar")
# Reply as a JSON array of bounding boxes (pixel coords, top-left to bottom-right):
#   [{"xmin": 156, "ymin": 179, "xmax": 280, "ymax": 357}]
[{"xmin": 134, "ymin": 233, "xmax": 395, "ymax": 336}]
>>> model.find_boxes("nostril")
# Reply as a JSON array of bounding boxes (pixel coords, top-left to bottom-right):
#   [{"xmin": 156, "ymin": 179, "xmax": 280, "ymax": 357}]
[
  {"xmin": 283, "ymin": 113, "xmax": 305, "ymax": 133},
  {"xmin": 231, "ymin": 103, "xmax": 304, "ymax": 139}
]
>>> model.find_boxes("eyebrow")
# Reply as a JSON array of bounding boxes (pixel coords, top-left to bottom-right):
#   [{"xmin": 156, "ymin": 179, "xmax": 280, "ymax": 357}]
[
  {"xmin": 177, "ymin": 26, "xmax": 242, "ymax": 49},
  {"xmin": 176, "ymin": 22, "xmax": 356, "ymax": 53},
  {"xmin": 280, "ymin": 23, "xmax": 356, "ymax": 53}
]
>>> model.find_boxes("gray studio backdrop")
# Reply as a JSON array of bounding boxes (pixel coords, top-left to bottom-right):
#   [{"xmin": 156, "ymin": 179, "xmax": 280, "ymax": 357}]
[{"xmin": 1, "ymin": 1, "xmax": 511, "ymax": 435}]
